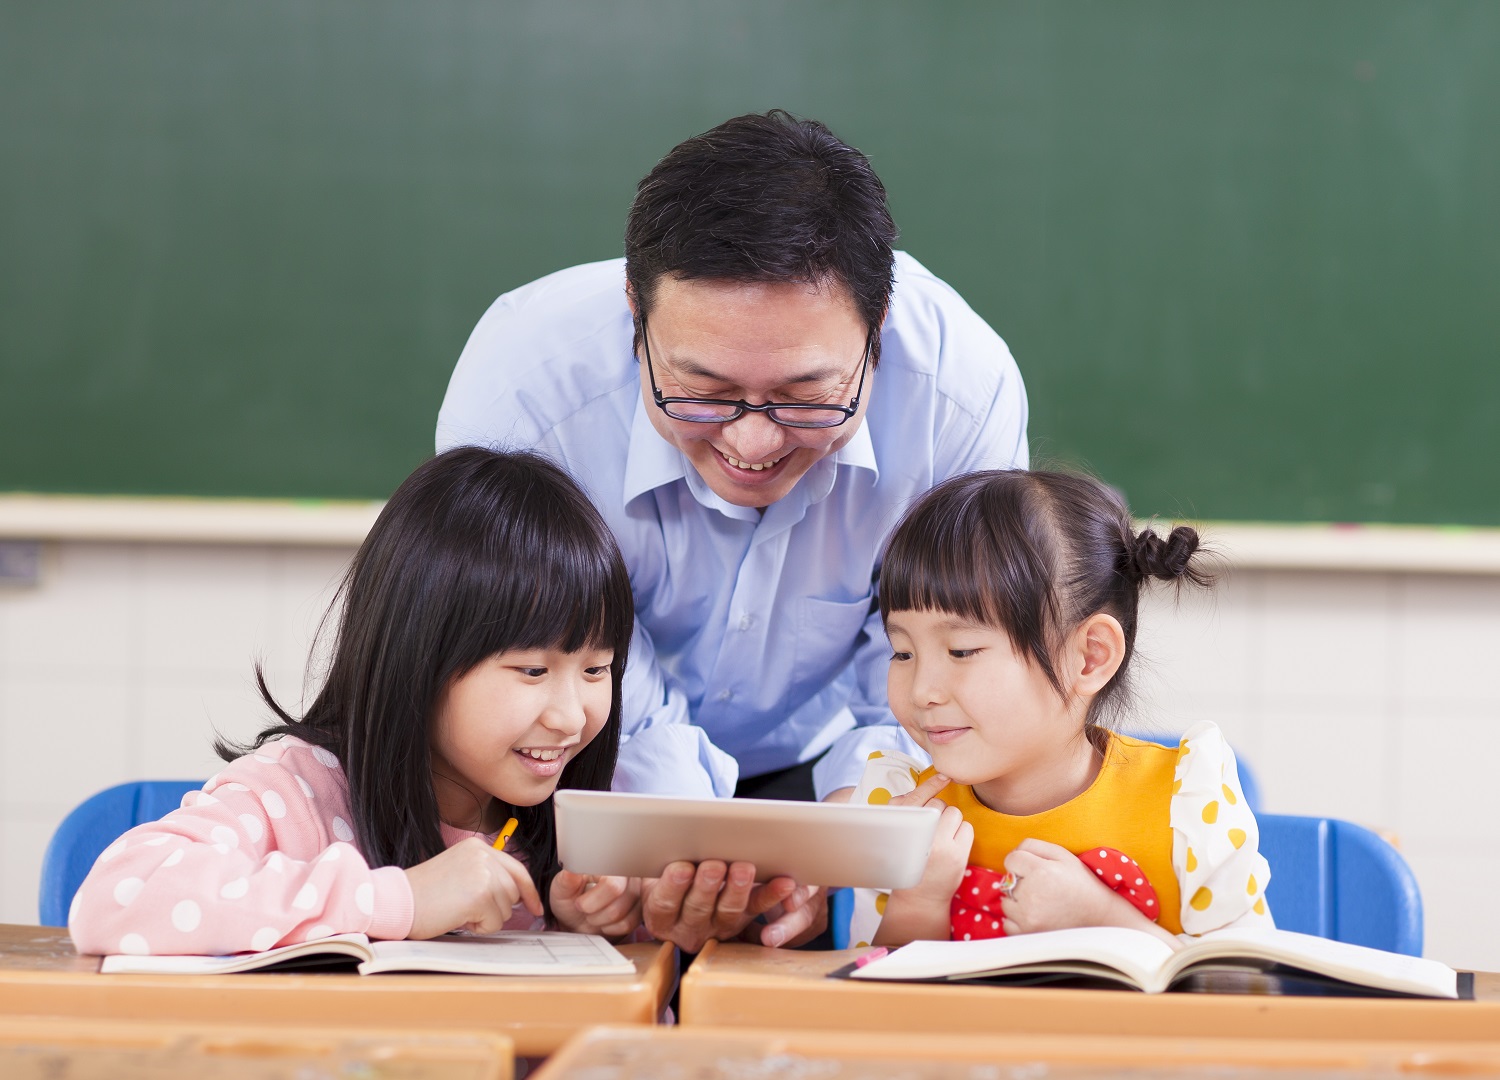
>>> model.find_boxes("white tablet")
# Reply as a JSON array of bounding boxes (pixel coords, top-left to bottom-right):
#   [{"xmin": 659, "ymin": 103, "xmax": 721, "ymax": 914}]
[{"xmin": 553, "ymin": 790, "xmax": 939, "ymax": 890}]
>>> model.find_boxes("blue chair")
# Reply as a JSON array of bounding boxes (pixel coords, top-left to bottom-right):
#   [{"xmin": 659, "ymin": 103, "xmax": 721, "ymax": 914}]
[
  {"xmin": 832, "ymin": 813, "xmax": 1423, "ymax": 954},
  {"xmin": 38, "ymin": 780, "xmax": 203, "ymax": 926},
  {"xmin": 1258, "ymin": 812, "xmax": 1422, "ymax": 956}
]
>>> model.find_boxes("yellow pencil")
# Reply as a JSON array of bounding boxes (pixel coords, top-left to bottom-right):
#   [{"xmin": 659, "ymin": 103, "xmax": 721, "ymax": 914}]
[{"xmin": 494, "ymin": 817, "xmax": 518, "ymax": 851}]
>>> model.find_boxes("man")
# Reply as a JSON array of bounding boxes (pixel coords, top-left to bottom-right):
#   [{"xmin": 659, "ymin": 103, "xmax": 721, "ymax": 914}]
[{"xmin": 437, "ymin": 111, "xmax": 1027, "ymax": 949}]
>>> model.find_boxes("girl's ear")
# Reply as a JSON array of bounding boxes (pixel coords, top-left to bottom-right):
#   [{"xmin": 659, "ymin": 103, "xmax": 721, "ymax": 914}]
[{"xmin": 1069, "ymin": 613, "xmax": 1126, "ymax": 697}]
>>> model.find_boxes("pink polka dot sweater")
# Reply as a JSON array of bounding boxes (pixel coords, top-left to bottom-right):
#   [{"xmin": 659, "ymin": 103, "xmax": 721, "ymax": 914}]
[{"xmin": 69, "ymin": 735, "xmax": 540, "ymax": 957}]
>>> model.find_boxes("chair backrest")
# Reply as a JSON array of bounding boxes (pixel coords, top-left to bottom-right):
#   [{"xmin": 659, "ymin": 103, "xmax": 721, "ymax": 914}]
[
  {"xmin": 38, "ymin": 780, "xmax": 203, "ymax": 927},
  {"xmin": 1258, "ymin": 812, "xmax": 1423, "ymax": 956}
]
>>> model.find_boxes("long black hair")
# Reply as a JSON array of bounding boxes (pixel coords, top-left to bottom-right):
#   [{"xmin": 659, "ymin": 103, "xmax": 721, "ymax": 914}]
[
  {"xmin": 880, "ymin": 469, "xmax": 1213, "ymax": 748},
  {"xmin": 218, "ymin": 446, "xmax": 633, "ymax": 914}
]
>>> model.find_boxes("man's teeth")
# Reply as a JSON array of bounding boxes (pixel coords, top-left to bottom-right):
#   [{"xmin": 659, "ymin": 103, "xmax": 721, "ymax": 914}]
[
  {"xmin": 518, "ymin": 748, "xmax": 564, "ymax": 761},
  {"xmin": 722, "ymin": 452, "xmax": 782, "ymax": 472}
]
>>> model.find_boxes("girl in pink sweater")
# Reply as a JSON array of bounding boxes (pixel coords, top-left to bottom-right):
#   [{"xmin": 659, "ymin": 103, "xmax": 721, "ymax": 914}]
[{"xmin": 70, "ymin": 447, "xmax": 640, "ymax": 956}]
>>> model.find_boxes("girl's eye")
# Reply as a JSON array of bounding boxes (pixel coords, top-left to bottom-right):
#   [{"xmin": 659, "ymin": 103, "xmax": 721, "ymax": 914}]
[
  {"xmin": 518, "ymin": 667, "xmax": 547, "ymax": 678},
  {"xmin": 889, "ymin": 651, "xmax": 912, "ymax": 662},
  {"xmin": 949, "ymin": 649, "xmax": 981, "ymax": 659},
  {"xmin": 584, "ymin": 665, "xmax": 610, "ymax": 677}
]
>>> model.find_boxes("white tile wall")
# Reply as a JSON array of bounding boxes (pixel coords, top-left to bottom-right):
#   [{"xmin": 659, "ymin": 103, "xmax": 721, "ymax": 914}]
[{"xmin": 1, "ymin": 541, "xmax": 1499, "ymax": 972}]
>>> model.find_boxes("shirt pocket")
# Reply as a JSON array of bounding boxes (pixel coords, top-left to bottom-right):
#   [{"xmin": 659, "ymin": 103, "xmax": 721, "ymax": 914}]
[{"xmin": 790, "ymin": 593, "xmax": 879, "ymax": 705}]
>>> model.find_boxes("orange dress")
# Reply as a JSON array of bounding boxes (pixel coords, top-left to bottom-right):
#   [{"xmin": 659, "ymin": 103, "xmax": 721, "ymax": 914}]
[{"xmin": 848, "ymin": 722, "xmax": 1272, "ymax": 946}]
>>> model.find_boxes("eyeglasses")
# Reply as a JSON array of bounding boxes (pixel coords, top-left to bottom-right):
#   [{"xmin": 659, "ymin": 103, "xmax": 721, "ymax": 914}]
[{"xmin": 641, "ymin": 314, "xmax": 872, "ymax": 429}]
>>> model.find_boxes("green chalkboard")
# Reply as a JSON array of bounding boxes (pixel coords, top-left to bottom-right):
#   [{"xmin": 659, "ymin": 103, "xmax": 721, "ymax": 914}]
[{"xmin": 2, "ymin": 1, "xmax": 1497, "ymax": 524}]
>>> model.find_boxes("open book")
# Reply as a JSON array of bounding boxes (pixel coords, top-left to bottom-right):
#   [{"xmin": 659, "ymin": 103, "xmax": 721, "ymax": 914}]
[
  {"xmin": 848, "ymin": 926, "xmax": 1459, "ymax": 999},
  {"xmin": 99, "ymin": 930, "xmax": 636, "ymax": 977}
]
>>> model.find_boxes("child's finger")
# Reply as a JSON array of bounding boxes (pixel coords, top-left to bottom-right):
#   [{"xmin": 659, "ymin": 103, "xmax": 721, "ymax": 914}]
[
  {"xmin": 494, "ymin": 851, "xmax": 544, "ymax": 917},
  {"xmin": 575, "ymin": 875, "xmax": 630, "ymax": 915},
  {"xmin": 892, "ymin": 772, "xmax": 950, "ymax": 806},
  {"xmin": 1012, "ymin": 837, "xmax": 1073, "ymax": 861},
  {"xmin": 1002, "ymin": 846, "xmax": 1049, "ymax": 880},
  {"xmin": 551, "ymin": 870, "xmax": 589, "ymax": 904}
]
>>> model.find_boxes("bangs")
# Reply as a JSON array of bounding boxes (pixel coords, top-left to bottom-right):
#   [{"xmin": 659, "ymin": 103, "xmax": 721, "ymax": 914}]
[
  {"xmin": 465, "ymin": 527, "xmax": 633, "ymax": 661},
  {"xmin": 440, "ymin": 489, "xmax": 635, "ymax": 671},
  {"xmin": 879, "ymin": 472, "xmax": 1066, "ymax": 692}
]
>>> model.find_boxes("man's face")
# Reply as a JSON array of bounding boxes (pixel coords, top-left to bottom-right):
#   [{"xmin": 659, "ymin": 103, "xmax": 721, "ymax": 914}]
[{"xmin": 634, "ymin": 276, "xmax": 873, "ymax": 509}]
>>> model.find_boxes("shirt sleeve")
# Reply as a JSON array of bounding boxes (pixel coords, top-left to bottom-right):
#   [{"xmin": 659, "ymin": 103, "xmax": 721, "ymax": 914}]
[
  {"xmin": 68, "ymin": 744, "xmax": 414, "ymax": 956},
  {"xmin": 845, "ymin": 751, "xmax": 928, "ymax": 947},
  {"xmin": 1170, "ymin": 721, "xmax": 1275, "ymax": 935},
  {"xmin": 611, "ymin": 619, "xmax": 739, "ymax": 798}
]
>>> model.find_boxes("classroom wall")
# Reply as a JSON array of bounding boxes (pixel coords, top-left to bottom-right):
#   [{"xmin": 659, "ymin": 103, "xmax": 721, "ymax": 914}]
[{"xmin": 1, "ymin": 537, "xmax": 1497, "ymax": 969}]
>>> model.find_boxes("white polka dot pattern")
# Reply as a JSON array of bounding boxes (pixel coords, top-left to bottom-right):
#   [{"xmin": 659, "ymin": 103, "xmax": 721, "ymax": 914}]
[
  {"xmin": 65, "ymin": 735, "xmax": 424, "ymax": 960},
  {"xmin": 119, "ymin": 933, "xmax": 150, "ymax": 955},
  {"xmin": 239, "ymin": 815, "xmax": 265, "ymax": 842},
  {"xmin": 172, "ymin": 901, "xmax": 202, "ymax": 932}
]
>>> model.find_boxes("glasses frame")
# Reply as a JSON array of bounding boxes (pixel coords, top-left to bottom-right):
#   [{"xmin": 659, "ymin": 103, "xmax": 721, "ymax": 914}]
[{"xmin": 640, "ymin": 314, "xmax": 873, "ymax": 429}]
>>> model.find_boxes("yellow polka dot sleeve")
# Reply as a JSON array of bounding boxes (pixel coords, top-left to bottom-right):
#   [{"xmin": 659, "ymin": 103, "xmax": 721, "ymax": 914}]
[
  {"xmin": 1171, "ymin": 721, "xmax": 1274, "ymax": 934},
  {"xmin": 846, "ymin": 750, "xmax": 927, "ymax": 947}
]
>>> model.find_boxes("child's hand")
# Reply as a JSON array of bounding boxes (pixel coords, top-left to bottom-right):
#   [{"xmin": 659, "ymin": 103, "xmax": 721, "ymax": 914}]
[
  {"xmin": 550, "ymin": 872, "xmax": 642, "ymax": 940},
  {"xmin": 887, "ymin": 771, "xmax": 952, "ymax": 809},
  {"xmin": 873, "ymin": 802, "xmax": 973, "ymax": 945},
  {"xmin": 1000, "ymin": 838, "xmax": 1136, "ymax": 935},
  {"xmin": 403, "ymin": 837, "xmax": 544, "ymax": 939}
]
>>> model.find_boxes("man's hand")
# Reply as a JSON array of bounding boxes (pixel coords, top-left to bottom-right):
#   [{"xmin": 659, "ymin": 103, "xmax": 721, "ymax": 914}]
[
  {"xmin": 549, "ymin": 872, "xmax": 642, "ymax": 940},
  {"xmin": 641, "ymin": 860, "xmax": 823, "ymax": 952}
]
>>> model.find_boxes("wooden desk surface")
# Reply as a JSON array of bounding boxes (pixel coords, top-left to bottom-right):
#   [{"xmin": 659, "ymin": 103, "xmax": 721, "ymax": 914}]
[
  {"xmin": 0, "ymin": 1014, "xmax": 513, "ymax": 1080},
  {"xmin": 681, "ymin": 941, "xmax": 1500, "ymax": 1043},
  {"xmin": 0, "ymin": 924, "xmax": 676, "ymax": 1057},
  {"xmin": 536, "ymin": 1025, "xmax": 1500, "ymax": 1079}
]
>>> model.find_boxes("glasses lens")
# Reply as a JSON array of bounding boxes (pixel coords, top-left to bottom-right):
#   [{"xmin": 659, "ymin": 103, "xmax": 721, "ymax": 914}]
[
  {"xmin": 664, "ymin": 401, "xmax": 740, "ymax": 423},
  {"xmin": 766, "ymin": 407, "xmax": 849, "ymax": 429}
]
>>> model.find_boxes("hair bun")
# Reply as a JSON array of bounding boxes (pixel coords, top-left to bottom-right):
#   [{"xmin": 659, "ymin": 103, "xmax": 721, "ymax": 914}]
[{"xmin": 1129, "ymin": 525, "xmax": 1203, "ymax": 582}]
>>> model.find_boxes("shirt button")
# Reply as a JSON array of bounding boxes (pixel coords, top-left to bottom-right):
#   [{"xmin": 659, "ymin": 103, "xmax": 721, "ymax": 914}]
[
  {"xmin": 738, "ymin": 614, "xmax": 753, "ymax": 631},
  {"xmin": 718, "ymin": 689, "xmax": 733, "ymax": 701}
]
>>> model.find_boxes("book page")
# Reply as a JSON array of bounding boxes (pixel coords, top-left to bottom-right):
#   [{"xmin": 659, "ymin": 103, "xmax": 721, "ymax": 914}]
[
  {"xmin": 99, "ymin": 933, "xmax": 372, "ymax": 974},
  {"xmin": 360, "ymin": 931, "xmax": 635, "ymax": 976},
  {"xmin": 849, "ymin": 926, "xmax": 1177, "ymax": 989},
  {"xmin": 1168, "ymin": 927, "xmax": 1458, "ymax": 998}
]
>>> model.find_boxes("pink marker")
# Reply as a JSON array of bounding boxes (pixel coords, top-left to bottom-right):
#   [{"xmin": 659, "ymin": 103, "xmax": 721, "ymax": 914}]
[{"xmin": 854, "ymin": 947, "xmax": 889, "ymax": 968}]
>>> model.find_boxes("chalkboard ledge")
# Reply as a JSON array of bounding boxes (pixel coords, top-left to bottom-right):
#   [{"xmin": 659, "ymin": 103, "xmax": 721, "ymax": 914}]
[
  {"xmin": 0, "ymin": 493, "xmax": 380, "ymax": 547},
  {"xmin": 1, "ymin": 494, "xmax": 1499, "ymax": 575}
]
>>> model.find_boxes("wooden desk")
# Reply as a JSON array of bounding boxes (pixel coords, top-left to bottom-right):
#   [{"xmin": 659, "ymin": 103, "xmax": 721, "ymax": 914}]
[
  {"xmin": 536, "ymin": 1025, "xmax": 1500, "ymax": 1079},
  {"xmin": 0, "ymin": 1015, "xmax": 513, "ymax": 1080},
  {"xmin": 681, "ymin": 941, "xmax": 1500, "ymax": 1043},
  {"xmin": 0, "ymin": 924, "xmax": 675, "ymax": 1058}
]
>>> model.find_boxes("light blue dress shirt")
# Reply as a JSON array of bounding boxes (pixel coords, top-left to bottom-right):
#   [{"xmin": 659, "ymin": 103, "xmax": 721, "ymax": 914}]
[{"xmin": 436, "ymin": 253, "xmax": 1028, "ymax": 800}]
